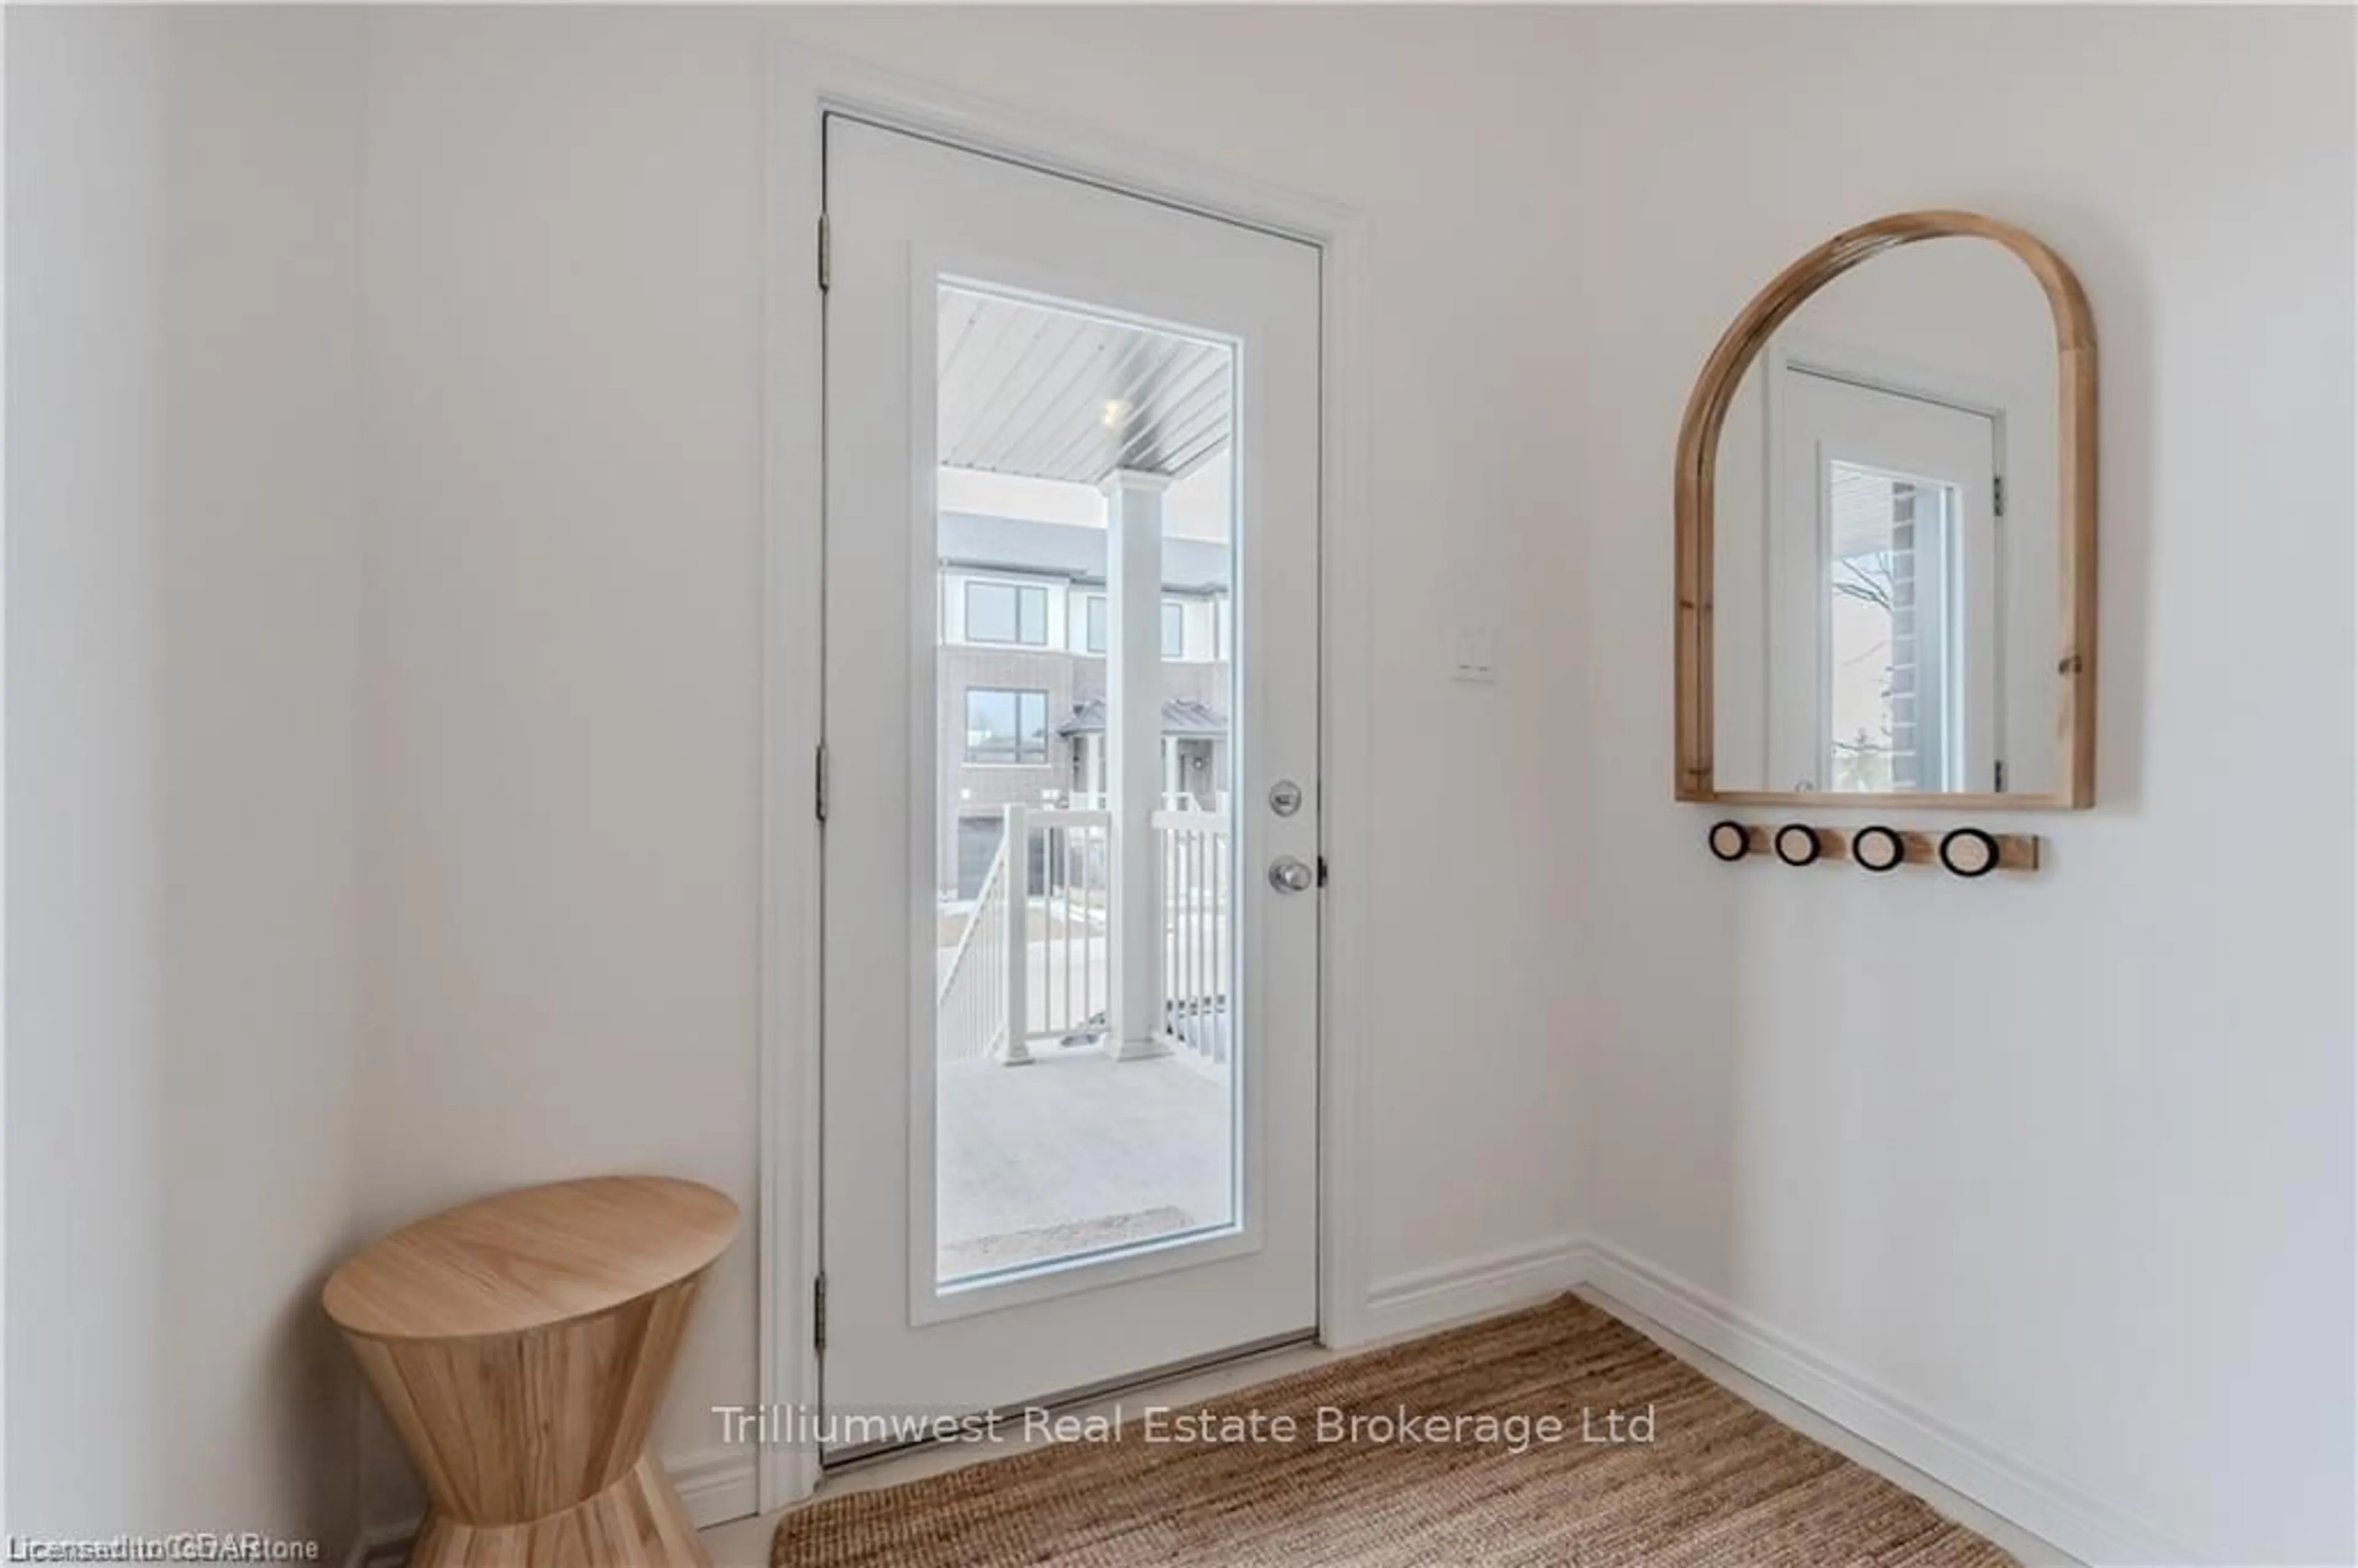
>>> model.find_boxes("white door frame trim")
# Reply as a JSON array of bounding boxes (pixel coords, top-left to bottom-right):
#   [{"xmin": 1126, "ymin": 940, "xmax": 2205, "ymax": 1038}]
[{"xmin": 759, "ymin": 43, "xmax": 1374, "ymax": 1513}]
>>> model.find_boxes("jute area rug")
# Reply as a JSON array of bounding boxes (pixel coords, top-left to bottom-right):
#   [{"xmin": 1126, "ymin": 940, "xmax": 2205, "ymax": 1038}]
[{"xmin": 772, "ymin": 1295, "xmax": 2014, "ymax": 1567}]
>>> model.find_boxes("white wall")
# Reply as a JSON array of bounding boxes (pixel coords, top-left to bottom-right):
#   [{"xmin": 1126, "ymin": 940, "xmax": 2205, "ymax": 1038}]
[
  {"xmin": 10, "ymin": 10, "xmax": 2344, "ymax": 1562},
  {"xmin": 1566, "ymin": 8, "xmax": 2354, "ymax": 1564},
  {"xmin": 355, "ymin": 10, "xmax": 2354, "ymax": 1555},
  {"xmin": 354, "ymin": 9, "xmax": 771, "ymax": 1521},
  {"xmin": 355, "ymin": 3, "xmax": 1584, "ymax": 1525},
  {"xmin": 6, "ymin": 6, "xmax": 364, "ymax": 1551}
]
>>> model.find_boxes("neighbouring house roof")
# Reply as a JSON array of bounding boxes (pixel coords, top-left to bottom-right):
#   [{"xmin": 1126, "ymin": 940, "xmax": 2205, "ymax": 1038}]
[
  {"xmin": 939, "ymin": 287, "xmax": 1232, "ymax": 484},
  {"xmin": 941, "ymin": 511, "xmax": 1231, "ymax": 594},
  {"xmin": 1056, "ymin": 698, "xmax": 1228, "ymax": 739}
]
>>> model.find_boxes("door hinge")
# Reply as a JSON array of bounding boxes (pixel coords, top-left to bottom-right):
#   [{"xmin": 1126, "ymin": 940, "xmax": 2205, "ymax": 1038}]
[
  {"xmin": 812, "ymin": 1273, "xmax": 828, "ymax": 1353},
  {"xmin": 1992, "ymin": 474, "xmax": 2006, "ymax": 518},
  {"xmin": 817, "ymin": 214, "xmax": 831, "ymax": 293},
  {"xmin": 1994, "ymin": 758, "xmax": 2008, "ymax": 792},
  {"xmin": 814, "ymin": 742, "xmax": 830, "ymax": 823}
]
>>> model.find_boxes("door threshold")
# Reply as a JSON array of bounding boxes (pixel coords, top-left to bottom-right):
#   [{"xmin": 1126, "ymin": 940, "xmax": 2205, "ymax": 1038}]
[{"xmin": 819, "ymin": 1327, "xmax": 1320, "ymax": 1473}]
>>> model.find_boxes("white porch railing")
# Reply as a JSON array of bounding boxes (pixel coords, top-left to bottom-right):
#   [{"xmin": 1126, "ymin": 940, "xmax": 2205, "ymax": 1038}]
[
  {"xmin": 935, "ymin": 803, "xmax": 1229, "ymax": 1074},
  {"xmin": 1023, "ymin": 805, "xmax": 1113, "ymax": 1058},
  {"xmin": 1154, "ymin": 808, "xmax": 1230, "ymax": 1071},
  {"xmin": 934, "ymin": 829, "xmax": 1010, "ymax": 1063}
]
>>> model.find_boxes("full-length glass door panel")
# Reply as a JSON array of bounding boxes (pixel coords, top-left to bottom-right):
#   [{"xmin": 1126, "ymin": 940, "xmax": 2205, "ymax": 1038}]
[
  {"xmin": 822, "ymin": 114, "xmax": 1317, "ymax": 1437},
  {"xmin": 930, "ymin": 284, "xmax": 1239, "ymax": 1288}
]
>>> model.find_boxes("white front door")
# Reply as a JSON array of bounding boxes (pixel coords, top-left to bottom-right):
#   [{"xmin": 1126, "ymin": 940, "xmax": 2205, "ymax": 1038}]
[
  {"xmin": 1770, "ymin": 368, "xmax": 2002, "ymax": 794},
  {"xmin": 820, "ymin": 117, "xmax": 1320, "ymax": 1453}
]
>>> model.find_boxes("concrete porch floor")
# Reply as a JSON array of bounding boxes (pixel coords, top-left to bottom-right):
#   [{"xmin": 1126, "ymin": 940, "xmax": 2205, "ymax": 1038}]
[{"xmin": 936, "ymin": 1047, "xmax": 1233, "ymax": 1278}]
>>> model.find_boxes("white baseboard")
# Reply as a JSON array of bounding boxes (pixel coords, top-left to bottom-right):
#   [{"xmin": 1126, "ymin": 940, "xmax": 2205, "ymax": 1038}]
[
  {"xmin": 1568, "ymin": 1238, "xmax": 2198, "ymax": 1568},
  {"xmin": 1357, "ymin": 1234, "xmax": 1585, "ymax": 1343},
  {"xmin": 353, "ymin": 1445, "xmax": 760, "ymax": 1563},
  {"xmin": 668, "ymin": 1444, "xmax": 761, "ymax": 1528}
]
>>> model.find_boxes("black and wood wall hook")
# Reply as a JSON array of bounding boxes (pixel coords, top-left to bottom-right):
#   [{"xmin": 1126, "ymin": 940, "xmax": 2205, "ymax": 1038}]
[{"xmin": 1706, "ymin": 820, "xmax": 2040, "ymax": 875}]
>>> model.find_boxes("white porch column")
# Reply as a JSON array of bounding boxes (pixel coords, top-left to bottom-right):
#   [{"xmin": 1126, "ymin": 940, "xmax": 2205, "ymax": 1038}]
[{"xmin": 1102, "ymin": 469, "xmax": 1172, "ymax": 1062}]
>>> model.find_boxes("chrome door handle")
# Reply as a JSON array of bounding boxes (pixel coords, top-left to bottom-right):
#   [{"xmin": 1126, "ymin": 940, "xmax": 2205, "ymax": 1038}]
[{"xmin": 1267, "ymin": 856, "xmax": 1315, "ymax": 894}]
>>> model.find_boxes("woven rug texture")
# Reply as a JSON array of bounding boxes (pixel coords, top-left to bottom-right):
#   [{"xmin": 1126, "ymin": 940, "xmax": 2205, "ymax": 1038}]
[{"xmin": 771, "ymin": 1295, "xmax": 2015, "ymax": 1567}]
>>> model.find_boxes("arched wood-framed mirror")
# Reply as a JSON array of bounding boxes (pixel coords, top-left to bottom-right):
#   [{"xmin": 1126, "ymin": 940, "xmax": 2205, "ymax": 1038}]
[{"xmin": 1675, "ymin": 211, "xmax": 2096, "ymax": 808}]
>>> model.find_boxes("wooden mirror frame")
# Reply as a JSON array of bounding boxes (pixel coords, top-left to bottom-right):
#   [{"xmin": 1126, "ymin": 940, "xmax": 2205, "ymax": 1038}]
[{"xmin": 1674, "ymin": 210, "xmax": 2098, "ymax": 809}]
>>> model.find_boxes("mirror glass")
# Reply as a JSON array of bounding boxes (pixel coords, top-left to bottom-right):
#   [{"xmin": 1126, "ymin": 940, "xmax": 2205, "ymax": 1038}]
[{"xmin": 1709, "ymin": 237, "xmax": 2061, "ymax": 796}]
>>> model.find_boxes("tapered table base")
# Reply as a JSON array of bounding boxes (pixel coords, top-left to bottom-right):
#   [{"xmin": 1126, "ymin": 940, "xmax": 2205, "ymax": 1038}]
[
  {"xmin": 324, "ymin": 1178, "xmax": 741, "ymax": 1568},
  {"xmin": 408, "ymin": 1454, "xmax": 704, "ymax": 1568}
]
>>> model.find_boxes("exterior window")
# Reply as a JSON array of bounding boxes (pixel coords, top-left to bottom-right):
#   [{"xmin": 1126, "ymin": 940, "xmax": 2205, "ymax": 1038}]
[
  {"xmin": 966, "ymin": 580, "xmax": 1048, "ymax": 646},
  {"xmin": 966, "ymin": 688, "xmax": 1048, "ymax": 765},
  {"xmin": 1084, "ymin": 596, "xmax": 1188, "ymax": 659}
]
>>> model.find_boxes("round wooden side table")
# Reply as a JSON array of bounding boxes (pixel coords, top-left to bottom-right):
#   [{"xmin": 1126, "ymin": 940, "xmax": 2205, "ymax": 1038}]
[{"xmin": 324, "ymin": 1176, "xmax": 739, "ymax": 1568}]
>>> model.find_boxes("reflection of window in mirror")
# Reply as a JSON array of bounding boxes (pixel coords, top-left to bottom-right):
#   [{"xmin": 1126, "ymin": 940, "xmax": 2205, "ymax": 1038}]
[
  {"xmin": 1826, "ymin": 465, "xmax": 1956, "ymax": 792},
  {"xmin": 1697, "ymin": 227, "xmax": 2082, "ymax": 802},
  {"xmin": 1757, "ymin": 363, "xmax": 2002, "ymax": 794},
  {"xmin": 1783, "ymin": 370, "xmax": 2009, "ymax": 797}
]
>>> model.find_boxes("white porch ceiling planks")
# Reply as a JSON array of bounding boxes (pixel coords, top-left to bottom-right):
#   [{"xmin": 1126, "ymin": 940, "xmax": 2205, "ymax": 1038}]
[{"xmin": 938, "ymin": 286, "xmax": 1233, "ymax": 484}]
